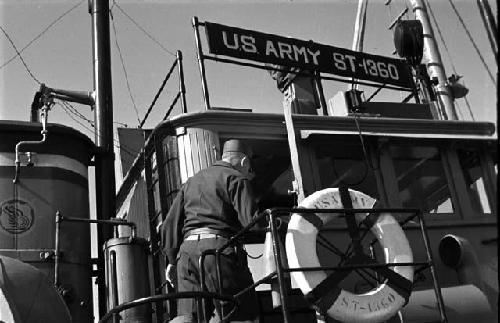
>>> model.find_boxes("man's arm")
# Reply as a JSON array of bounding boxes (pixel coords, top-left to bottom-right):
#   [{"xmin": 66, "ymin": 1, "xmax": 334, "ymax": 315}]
[
  {"xmin": 160, "ymin": 188, "xmax": 185, "ymax": 265},
  {"xmin": 230, "ymin": 176, "xmax": 262, "ymax": 228}
]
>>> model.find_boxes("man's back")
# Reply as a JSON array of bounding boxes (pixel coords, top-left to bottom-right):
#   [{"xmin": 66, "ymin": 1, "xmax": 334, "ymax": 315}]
[
  {"xmin": 162, "ymin": 140, "xmax": 261, "ymax": 323},
  {"xmin": 181, "ymin": 160, "xmax": 252, "ymax": 236}
]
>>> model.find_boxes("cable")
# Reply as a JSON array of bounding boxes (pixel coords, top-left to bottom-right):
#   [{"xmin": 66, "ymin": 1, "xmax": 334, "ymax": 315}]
[
  {"xmin": 58, "ymin": 102, "xmax": 95, "ymax": 135},
  {"xmin": 0, "ymin": 0, "xmax": 85, "ymax": 70},
  {"xmin": 110, "ymin": 11, "xmax": 142, "ymax": 127},
  {"xmin": 60, "ymin": 101, "xmax": 94, "ymax": 127},
  {"xmin": 352, "ymin": 113, "xmax": 377, "ymax": 173},
  {"xmin": 0, "ymin": 25, "xmax": 41, "ymax": 84},
  {"xmin": 61, "ymin": 101, "xmax": 93, "ymax": 127},
  {"xmin": 446, "ymin": 0, "xmax": 496, "ymax": 85},
  {"xmin": 424, "ymin": 0, "xmax": 459, "ymax": 75},
  {"xmin": 462, "ymin": 95, "xmax": 476, "ymax": 121},
  {"xmin": 113, "ymin": 1, "xmax": 176, "ymax": 57},
  {"xmin": 426, "ymin": 0, "xmax": 477, "ymax": 120},
  {"xmin": 58, "ymin": 101, "xmax": 139, "ymax": 159}
]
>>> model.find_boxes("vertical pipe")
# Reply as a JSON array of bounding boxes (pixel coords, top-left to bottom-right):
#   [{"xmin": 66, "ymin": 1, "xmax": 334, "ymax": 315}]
[
  {"xmin": 54, "ymin": 211, "xmax": 61, "ymax": 286},
  {"xmin": 110, "ymin": 251, "xmax": 119, "ymax": 323},
  {"xmin": 352, "ymin": 0, "xmax": 367, "ymax": 52},
  {"xmin": 215, "ymin": 250, "xmax": 223, "ymax": 319},
  {"xmin": 90, "ymin": 0, "xmax": 115, "ymax": 317},
  {"xmin": 418, "ymin": 211, "xmax": 448, "ymax": 323},
  {"xmin": 269, "ymin": 212, "xmax": 291, "ymax": 323},
  {"xmin": 192, "ymin": 17, "xmax": 211, "ymax": 110},
  {"xmin": 410, "ymin": 0, "xmax": 458, "ymax": 120},
  {"xmin": 350, "ymin": 0, "xmax": 368, "ymax": 91},
  {"xmin": 177, "ymin": 50, "xmax": 188, "ymax": 114},
  {"xmin": 199, "ymin": 252, "xmax": 209, "ymax": 323}
]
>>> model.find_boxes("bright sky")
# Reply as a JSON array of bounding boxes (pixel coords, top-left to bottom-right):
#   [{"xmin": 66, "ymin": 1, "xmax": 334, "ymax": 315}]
[
  {"xmin": 0, "ymin": 1, "xmax": 496, "ymax": 319},
  {"xmin": 1, "ymin": 0, "xmax": 497, "ymax": 132}
]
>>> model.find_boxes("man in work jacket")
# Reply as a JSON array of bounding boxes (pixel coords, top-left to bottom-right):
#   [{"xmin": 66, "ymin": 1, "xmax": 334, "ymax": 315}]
[{"xmin": 161, "ymin": 139, "xmax": 260, "ymax": 323}]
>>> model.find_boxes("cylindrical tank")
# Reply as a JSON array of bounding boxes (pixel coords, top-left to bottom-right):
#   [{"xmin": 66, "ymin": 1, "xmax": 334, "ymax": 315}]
[
  {"xmin": 104, "ymin": 237, "xmax": 151, "ymax": 322},
  {"xmin": 0, "ymin": 120, "xmax": 94, "ymax": 322}
]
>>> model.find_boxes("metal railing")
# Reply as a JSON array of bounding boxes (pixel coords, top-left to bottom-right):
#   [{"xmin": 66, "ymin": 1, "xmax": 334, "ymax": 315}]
[
  {"xmin": 99, "ymin": 205, "xmax": 449, "ymax": 323},
  {"xmin": 99, "ymin": 292, "xmax": 236, "ymax": 323},
  {"xmin": 193, "ymin": 205, "xmax": 449, "ymax": 323},
  {"xmin": 139, "ymin": 50, "xmax": 187, "ymax": 128},
  {"xmin": 53, "ymin": 211, "xmax": 137, "ymax": 287},
  {"xmin": 251, "ymin": 206, "xmax": 449, "ymax": 323}
]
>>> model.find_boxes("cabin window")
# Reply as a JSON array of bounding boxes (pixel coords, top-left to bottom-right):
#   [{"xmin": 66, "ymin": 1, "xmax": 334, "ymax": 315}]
[
  {"xmin": 162, "ymin": 135, "xmax": 182, "ymax": 208},
  {"xmin": 312, "ymin": 141, "xmax": 379, "ymax": 199},
  {"xmin": 149, "ymin": 153, "xmax": 163, "ymax": 221},
  {"xmin": 456, "ymin": 148, "xmax": 492, "ymax": 215},
  {"xmin": 221, "ymin": 138, "xmax": 294, "ymax": 210},
  {"xmin": 388, "ymin": 145, "xmax": 454, "ymax": 214}
]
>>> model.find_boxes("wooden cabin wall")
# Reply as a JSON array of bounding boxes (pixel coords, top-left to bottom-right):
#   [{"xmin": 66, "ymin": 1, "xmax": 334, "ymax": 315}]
[{"xmin": 177, "ymin": 128, "xmax": 220, "ymax": 183}]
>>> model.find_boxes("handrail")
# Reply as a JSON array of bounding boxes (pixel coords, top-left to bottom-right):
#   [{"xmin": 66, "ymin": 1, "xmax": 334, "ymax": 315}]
[
  {"xmin": 54, "ymin": 212, "xmax": 137, "ymax": 287},
  {"xmin": 98, "ymin": 292, "xmax": 236, "ymax": 323},
  {"xmin": 202, "ymin": 206, "xmax": 448, "ymax": 323},
  {"xmin": 139, "ymin": 49, "xmax": 187, "ymax": 128}
]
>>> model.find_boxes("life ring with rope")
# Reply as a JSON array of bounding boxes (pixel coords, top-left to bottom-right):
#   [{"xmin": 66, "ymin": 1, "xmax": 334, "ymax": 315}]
[{"xmin": 285, "ymin": 188, "xmax": 414, "ymax": 323}]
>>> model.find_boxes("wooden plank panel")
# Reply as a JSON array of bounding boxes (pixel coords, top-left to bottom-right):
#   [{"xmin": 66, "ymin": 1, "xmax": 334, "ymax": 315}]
[
  {"xmin": 188, "ymin": 128, "xmax": 201, "ymax": 173},
  {"xmin": 198, "ymin": 129, "xmax": 209, "ymax": 170}
]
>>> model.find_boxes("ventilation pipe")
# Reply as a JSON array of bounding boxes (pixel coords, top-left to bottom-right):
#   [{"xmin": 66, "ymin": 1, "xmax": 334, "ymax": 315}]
[{"xmin": 438, "ymin": 234, "xmax": 484, "ymax": 290}]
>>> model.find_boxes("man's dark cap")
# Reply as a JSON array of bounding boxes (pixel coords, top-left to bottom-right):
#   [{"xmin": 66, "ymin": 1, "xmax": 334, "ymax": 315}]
[{"xmin": 222, "ymin": 139, "xmax": 252, "ymax": 158}]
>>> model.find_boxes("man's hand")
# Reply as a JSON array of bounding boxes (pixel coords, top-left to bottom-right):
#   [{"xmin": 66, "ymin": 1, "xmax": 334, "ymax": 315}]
[{"xmin": 165, "ymin": 263, "xmax": 177, "ymax": 288}]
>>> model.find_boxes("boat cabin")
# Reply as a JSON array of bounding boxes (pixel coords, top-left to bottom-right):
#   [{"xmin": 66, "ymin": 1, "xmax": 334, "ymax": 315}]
[
  {"xmin": 113, "ymin": 17, "xmax": 497, "ymax": 323},
  {"xmin": 115, "ymin": 108, "xmax": 496, "ymax": 322}
]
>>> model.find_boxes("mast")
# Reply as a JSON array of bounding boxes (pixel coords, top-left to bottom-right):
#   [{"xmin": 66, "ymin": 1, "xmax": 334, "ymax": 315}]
[
  {"xmin": 409, "ymin": 0, "xmax": 458, "ymax": 120},
  {"xmin": 350, "ymin": 0, "xmax": 368, "ymax": 91},
  {"xmin": 90, "ymin": 0, "xmax": 115, "ymax": 317}
]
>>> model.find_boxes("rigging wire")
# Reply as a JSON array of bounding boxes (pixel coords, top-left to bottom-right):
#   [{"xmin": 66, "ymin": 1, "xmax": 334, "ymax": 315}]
[
  {"xmin": 352, "ymin": 113, "xmax": 378, "ymax": 173},
  {"xmin": 446, "ymin": 0, "xmax": 496, "ymax": 85},
  {"xmin": 58, "ymin": 102, "xmax": 95, "ymax": 134},
  {"xmin": 0, "ymin": 26, "xmax": 41, "ymax": 85},
  {"xmin": 425, "ymin": 0, "xmax": 476, "ymax": 120},
  {"xmin": 61, "ymin": 101, "xmax": 94, "ymax": 126},
  {"xmin": 424, "ymin": 0, "xmax": 458, "ymax": 74},
  {"xmin": 57, "ymin": 101, "xmax": 139, "ymax": 159},
  {"xmin": 110, "ymin": 10, "xmax": 142, "ymax": 127},
  {"xmin": 462, "ymin": 96, "xmax": 476, "ymax": 121},
  {"xmin": 113, "ymin": 1, "xmax": 176, "ymax": 57},
  {"xmin": 476, "ymin": 0, "xmax": 498, "ymax": 63},
  {"xmin": 0, "ymin": 0, "xmax": 84, "ymax": 70}
]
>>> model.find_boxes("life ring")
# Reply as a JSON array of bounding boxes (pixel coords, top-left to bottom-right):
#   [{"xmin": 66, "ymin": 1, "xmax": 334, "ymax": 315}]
[{"xmin": 285, "ymin": 188, "xmax": 413, "ymax": 323}]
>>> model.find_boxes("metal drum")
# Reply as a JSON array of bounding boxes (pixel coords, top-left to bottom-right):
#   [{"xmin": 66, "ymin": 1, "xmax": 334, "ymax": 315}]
[
  {"xmin": 0, "ymin": 121, "xmax": 94, "ymax": 322},
  {"xmin": 104, "ymin": 237, "xmax": 151, "ymax": 323}
]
